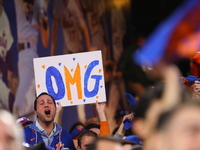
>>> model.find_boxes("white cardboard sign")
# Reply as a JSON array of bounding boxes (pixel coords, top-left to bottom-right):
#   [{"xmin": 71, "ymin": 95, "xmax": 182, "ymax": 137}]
[{"xmin": 33, "ymin": 51, "xmax": 106, "ymax": 106}]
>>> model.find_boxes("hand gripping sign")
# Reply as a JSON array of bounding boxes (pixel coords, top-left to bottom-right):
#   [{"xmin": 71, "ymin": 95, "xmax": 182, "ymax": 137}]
[{"xmin": 33, "ymin": 51, "xmax": 106, "ymax": 106}]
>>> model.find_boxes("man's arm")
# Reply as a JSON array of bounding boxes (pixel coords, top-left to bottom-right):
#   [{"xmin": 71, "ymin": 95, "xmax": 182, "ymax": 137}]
[
  {"xmin": 113, "ymin": 113, "xmax": 134, "ymax": 138},
  {"xmin": 54, "ymin": 101, "xmax": 63, "ymax": 125},
  {"xmin": 96, "ymin": 101, "xmax": 110, "ymax": 136}
]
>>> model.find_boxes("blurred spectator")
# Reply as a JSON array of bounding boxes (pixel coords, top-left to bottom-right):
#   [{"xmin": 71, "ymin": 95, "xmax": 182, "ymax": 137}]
[
  {"xmin": 113, "ymin": 113, "xmax": 134, "ymax": 138},
  {"xmin": 155, "ymin": 99, "xmax": 200, "ymax": 150},
  {"xmin": 0, "ymin": 109, "xmax": 25, "ymax": 150},
  {"xmin": 85, "ymin": 123, "xmax": 100, "ymax": 136},
  {"xmin": 132, "ymin": 83, "xmax": 164, "ymax": 150},
  {"xmin": 71, "ymin": 128, "xmax": 86, "ymax": 139},
  {"xmin": 194, "ymin": 81, "xmax": 200, "ymax": 98},
  {"xmin": 16, "ymin": 117, "xmax": 33, "ymax": 129},
  {"xmin": 77, "ymin": 130, "xmax": 98, "ymax": 150},
  {"xmin": 116, "ymin": 31, "xmax": 152, "ymax": 97},
  {"xmin": 86, "ymin": 136, "xmax": 123, "ymax": 150},
  {"xmin": 95, "ymin": 101, "xmax": 110, "ymax": 136},
  {"xmin": 132, "ymin": 64, "xmax": 187, "ymax": 150},
  {"xmin": 104, "ymin": 63, "xmax": 128, "ymax": 132},
  {"xmin": 114, "ymin": 109, "xmax": 129, "ymax": 126},
  {"xmin": 121, "ymin": 135, "xmax": 143, "ymax": 150},
  {"xmin": 181, "ymin": 75, "xmax": 200, "ymax": 99},
  {"xmin": 112, "ymin": 109, "xmax": 133, "ymax": 136},
  {"xmin": 85, "ymin": 117, "xmax": 99, "ymax": 126},
  {"xmin": 80, "ymin": 101, "xmax": 110, "ymax": 137},
  {"xmin": 69, "ymin": 122, "xmax": 86, "ymax": 133},
  {"xmin": 71, "ymin": 127, "xmax": 86, "ymax": 150}
]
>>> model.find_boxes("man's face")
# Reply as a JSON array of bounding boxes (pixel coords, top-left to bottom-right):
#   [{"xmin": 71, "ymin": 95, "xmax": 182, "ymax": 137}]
[
  {"xmin": 0, "ymin": 110, "xmax": 24, "ymax": 150},
  {"xmin": 89, "ymin": 128, "xmax": 100, "ymax": 136},
  {"xmin": 0, "ymin": 122, "xmax": 20, "ymax": 150},
  {"xmin": 158, "ymin": 106, "xmax": 200, "ymax": 150},
  {"xmin": 144, "ymin": 100, "xmax": 163, "ymax": 137},
  {"xmin": 79, "ymin": 135, "xmax": 96, "ymax": 150},
  {"xmin": 34, "ymin": 94, "xmax": 56, "ymax": 124},
  {"xmin": 133, "ymin": 100, "xmax": 163, "ymax": 139},
  {"xmin": 97, "ymin": 140, "xmax": 123, "ymax": 150},
  {"xmin": 73, "ymin": 139, "xmax": 78, "ymax": 150},
  {"xmin": 122, "ymin": 144, "xmax": 133, "ymax": 150}
]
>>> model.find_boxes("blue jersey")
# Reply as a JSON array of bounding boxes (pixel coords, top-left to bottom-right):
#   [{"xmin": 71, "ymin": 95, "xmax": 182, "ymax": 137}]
[{"xmin": 23, "ymin": 122, "xmax": 75, "ymax": 150}]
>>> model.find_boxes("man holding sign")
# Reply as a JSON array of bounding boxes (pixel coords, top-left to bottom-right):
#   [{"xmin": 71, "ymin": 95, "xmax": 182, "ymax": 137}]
[{"xmin": 23, "ymin": 92, "xmax": 75, "ymax": 150}]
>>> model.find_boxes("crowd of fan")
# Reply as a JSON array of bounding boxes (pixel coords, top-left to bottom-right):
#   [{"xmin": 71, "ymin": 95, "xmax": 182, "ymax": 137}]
[{"xmin": 1, "ymin": 63, "xmax": 200, "ymax": 150}]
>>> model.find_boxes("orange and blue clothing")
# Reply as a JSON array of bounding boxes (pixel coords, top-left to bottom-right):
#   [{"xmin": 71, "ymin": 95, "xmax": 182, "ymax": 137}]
[
  {"xmin": 23, "ymin": 121, "xmax": 75, "ymax": 150},
  {"xmin": 134, "ymin": 0, "xmax": 200, "ymax": 67}
]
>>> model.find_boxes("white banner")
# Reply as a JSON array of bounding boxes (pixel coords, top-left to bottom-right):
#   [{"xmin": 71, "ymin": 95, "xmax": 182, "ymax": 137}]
[{"xmin": 33, "ymin": 51, "xmax": 106, "ymax": 107}]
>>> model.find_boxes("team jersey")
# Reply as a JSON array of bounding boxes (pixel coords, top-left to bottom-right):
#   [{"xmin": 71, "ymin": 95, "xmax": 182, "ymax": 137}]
[
  {"xmin": 14, "ymin": 0, "xmax": 48, "ymax": 45},
  {"xmin": 54, "ymin": 0, "xmax": 84, "ymax": 53},
  {"xmin": 0, "ymin": 8, "xmax": 13, "ymax": 62},
  {"xmin": 24, "ymin": 122, "xmax": 75, "ymax": 150}
]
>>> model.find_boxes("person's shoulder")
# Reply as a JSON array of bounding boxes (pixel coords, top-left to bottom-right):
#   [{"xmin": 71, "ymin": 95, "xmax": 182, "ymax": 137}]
[
  {"xmin": 62, "ymin": 129, "xmax": 70, "ymax": 135},
  {"xmin": 61, "ymin": 128, "xmax": 71, "ymax": 135},
  {"xmin": 24, "ymin": 125, "xmax": 32, "ymax": 131},
  {"xmin": 55, "ymin": 125, "xmax": 75, "ymax": 149},
  {"xmin": 24, "ymin": 122, "xmax": 37, "ymax": 132},
  {"xmin": 56, "ymin": 125, "xmax": 72, "ymax": 138},
  {"xmin": 23, "ymin": 125, "xmax": 34, "ymax": 136}
]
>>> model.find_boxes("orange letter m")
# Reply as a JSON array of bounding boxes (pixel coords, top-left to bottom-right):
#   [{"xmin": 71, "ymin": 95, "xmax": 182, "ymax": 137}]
[{"xmin": 64, "ymin": 63, "xmax": 82, "ymax": 100}]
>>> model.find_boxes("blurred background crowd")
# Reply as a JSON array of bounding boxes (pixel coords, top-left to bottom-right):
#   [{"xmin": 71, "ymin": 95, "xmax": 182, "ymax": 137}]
[{"xmin": 2, "ymin": 0, "xmax": 200, "ymax": 149}]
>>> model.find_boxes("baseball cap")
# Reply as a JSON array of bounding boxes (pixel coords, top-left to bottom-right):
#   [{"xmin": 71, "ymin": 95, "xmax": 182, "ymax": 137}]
[
  {"xmin": 16, "ymin": 117, "xmax": 33, "ymax": 127},
  {"xmin": 123, "ymin": 135, "xmax": 142, "ymax": 145},
  {"xmin": 71, "ymin": 127, "xmax": 86, "ymax": 139}
]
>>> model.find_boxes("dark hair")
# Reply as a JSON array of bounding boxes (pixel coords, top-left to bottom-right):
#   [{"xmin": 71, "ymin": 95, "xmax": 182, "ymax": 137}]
[
  {"xmin": 157, "ymin": 99, "xmax": 200, "ymax": 130},
  {"xmin": 156, "ymin": 108, "xmax": 176, "ymax": 130},
  {"xmin": 131, "ymin": 145, "xmax": 143, "ymax": 150},
  {"xmin": 78, "ymin": 130, "xmax": 98, "ymax": 148},
  {"xmin": 86, "ymin": 136, "xmax": 122, "ymax": 150},
  {"xmin": 34, "ymin": 92, "xmax": 56, "ymax": 111},
  {"xmin": 85, "ymin": 123, "xmax": 100, "ymax": 130},
  {"xmin": 69, "ymin": 122, "xmax": 85, "ymax": 133},
  {"xmin": 134, "ymin": 82, "xmax": 163, "ymax": 119}
]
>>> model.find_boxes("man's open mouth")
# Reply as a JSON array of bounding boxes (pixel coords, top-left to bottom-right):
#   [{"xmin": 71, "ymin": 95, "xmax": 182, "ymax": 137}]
[{"xmin": 45, "ymin": 109, "xmax": 51, "ymax": 116}]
